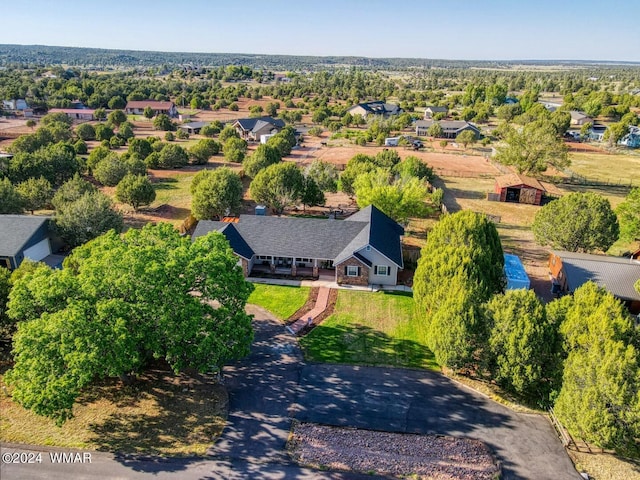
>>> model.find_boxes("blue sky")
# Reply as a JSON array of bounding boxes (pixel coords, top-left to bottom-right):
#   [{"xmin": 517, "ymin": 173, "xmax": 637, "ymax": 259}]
[{"xmin": 1, "ymin": 0, "xmax": 639, "ymax": 61}]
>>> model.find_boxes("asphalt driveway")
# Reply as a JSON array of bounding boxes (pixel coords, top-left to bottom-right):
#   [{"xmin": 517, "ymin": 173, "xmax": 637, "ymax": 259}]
[{"xmin": 293, "ymin": 363, "xmax": 580, "ymax": 480}]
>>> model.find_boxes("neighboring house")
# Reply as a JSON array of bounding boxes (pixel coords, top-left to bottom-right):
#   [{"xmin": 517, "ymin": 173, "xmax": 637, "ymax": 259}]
[
  {"xmin": 620, "ymin": 125, "xmax": 640, "ymax": 148},
  {"xmin": 540, "ymin": 101, "xmax": 562, "ymax": 112},
  {"xmin": 48, "ymin": 108, "xmax": 96, "ymax": 121},
  {"xmin": 494, "ymin": 173, "xmax": 546, "ymax": 205},
  {"xmin": 549, "ymin": 251, "xmax": 640, "ymax": 314},
  {"xmin": 588, "ymin": 123, "xmax": 607, "ymax": 142},
  {"xmin": 191, "ymin": 205, "xmax": 404, "ymax": 287},
  {"xmin": 0, "ymin": 215, "xmax": 64, "ymax": 270},
  {"xmin": 2, "ymin": 99, "xmax": 28, "ymax": 111},
  {"xmin": 569, "ymin": 110, "xmax": 593, "ymax": 126},
  {"xmin": 414, "ymin": 119, "xmax": 480, "ymax": 139},
  {"xmin": 424, "ymin": 106, "xmax": 448, "ymax": 119},
  {"xmin": 346, "ymin": 101, "xmax": 402, "ymax": 119},
  {"xmin": 178, "ymin": 121, "xmax": 209, "ymax": 135},
  {"xmin": 125, "ymin": 100, "xmax": 178, "ymax": 118},
  {"xmin": 233, "ymin": 116, "xmax": 286, "ymax": 141}
]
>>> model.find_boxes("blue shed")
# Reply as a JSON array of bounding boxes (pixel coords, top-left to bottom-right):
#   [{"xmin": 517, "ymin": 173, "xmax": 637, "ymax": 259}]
[
  {"xmin": 504, "ymin": 253, "xmax": 530, "ymax": 290},
  {"xmin": 255, "ymin": 205, "xmax": 267, "ymax": 216}
]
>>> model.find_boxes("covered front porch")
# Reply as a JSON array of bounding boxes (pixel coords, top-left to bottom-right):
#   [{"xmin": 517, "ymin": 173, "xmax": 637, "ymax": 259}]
[{"xmin": 249, "ymin": 256, "xmax": 335, "ymax": 280}]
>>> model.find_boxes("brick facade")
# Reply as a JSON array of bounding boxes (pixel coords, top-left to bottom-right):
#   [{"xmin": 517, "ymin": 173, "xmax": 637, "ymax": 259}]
[{"xmin": 335, "ymin": 257, "xmax": 369, "ymax": 286}]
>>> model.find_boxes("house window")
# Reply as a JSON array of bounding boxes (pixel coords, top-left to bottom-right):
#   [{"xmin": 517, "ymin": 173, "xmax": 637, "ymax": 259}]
[
  {"xmin": 374, "ymin": 265, "xmax": 390, "ymax": 276},
  {"xmin": 346, "ymin": 265, "xmax": 359, "ymax": 277}
]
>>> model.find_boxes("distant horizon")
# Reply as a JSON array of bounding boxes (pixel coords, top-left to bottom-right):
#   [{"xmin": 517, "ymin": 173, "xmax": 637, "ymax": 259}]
[
  {"xmin": 3, "ymin": 43, "xmax": 640, "ymax": 66},
  {"xmin": 1, "ymin": 1, "xmax": 638, "ymax": 62}
]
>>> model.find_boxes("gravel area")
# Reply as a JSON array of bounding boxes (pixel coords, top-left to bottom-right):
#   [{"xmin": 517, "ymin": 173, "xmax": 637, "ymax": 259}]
[{"xmin": 288, "ymin": 423, "xmax": 500, "ymax": 480}]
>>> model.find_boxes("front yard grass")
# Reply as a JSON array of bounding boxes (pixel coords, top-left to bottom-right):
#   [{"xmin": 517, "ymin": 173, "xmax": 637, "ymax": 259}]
[
  {"xmin": 300, "ymin": 290, "xmax": 438, "ymax": 370},
  {"xmin": 248, "ymin": 284, "xmax": 311, "ymax": 320},
  {"xmin": 0, "ymin": 366, "xmax": 227, "ymax": 456}
]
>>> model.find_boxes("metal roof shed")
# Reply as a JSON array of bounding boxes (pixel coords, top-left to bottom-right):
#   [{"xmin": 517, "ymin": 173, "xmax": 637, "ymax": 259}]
[{"xmin": 504, "ymin": 253, "xmax": 530, "ymax": 290}]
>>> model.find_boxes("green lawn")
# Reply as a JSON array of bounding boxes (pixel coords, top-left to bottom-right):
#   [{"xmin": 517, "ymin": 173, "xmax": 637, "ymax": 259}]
[
  {"xmin": 300, "ymin": 290, "xmax": 439, "ymax": 370},
  {"xmin": 248, "ymin": 284, "xmax": 311, "ymax": 320}
]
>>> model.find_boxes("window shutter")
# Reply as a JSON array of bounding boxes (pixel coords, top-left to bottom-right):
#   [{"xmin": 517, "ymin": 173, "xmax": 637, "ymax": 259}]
[
  {"xmin": 387, "ymin": 267, "xmax": 391, "ymax": 276},
  {"xmin": 344, "ymin": 266, "xmax": 348, "ymax": 275},
  {"xmin": 357, "ymin": 266, "xmax": 361, "ymax": 276},
  {"xmin": 374, "ymin": 266, "xmax": 378, "ymax": 275}
]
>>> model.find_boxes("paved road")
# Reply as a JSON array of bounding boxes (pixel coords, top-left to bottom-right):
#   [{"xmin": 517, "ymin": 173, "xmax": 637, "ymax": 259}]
[{"xmin": 2, "ymin": 308, "xmax": 579, "ymax": 480}]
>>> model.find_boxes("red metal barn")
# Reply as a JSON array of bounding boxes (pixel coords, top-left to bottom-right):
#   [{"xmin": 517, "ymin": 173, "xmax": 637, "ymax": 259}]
[{"xmin": 494, "ymin": 174, "xmax": 545, "ymax": 205}]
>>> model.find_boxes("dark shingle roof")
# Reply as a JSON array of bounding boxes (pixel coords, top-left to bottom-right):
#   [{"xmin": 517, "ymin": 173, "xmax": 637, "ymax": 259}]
[
  {"xmin": 415, "ymin": 119, "xmax": 479, "ymax": 134},
  {"xmin": 0, "ymin": 215, "xmax": 50, "ymax": 257},
  {"xmin": 351, "ymin": 101, "xmax": 401, "ymax": 116},
  {"xmin": 343, "ymin": 205, "xmax": 404, "ymax": 267},
  {"xmin": 234, "ymin": 117, "xmax": 285, "ymax": 132},
  {"xmin": 192, "ymin": 221, "xmax": 255, "ymax": 260},
  {"xmin": 554, "ymin": 250, "xmax": 640, "ymax": 302},
  {"xmin": 192, "ymin": 205, "xmax": 404, "ymax": 268}
]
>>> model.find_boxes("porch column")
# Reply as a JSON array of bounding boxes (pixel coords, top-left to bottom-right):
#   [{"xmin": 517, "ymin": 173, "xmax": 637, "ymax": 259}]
[
  {"xmin": 291, "ymin": 258, "xmax": 297, "ymax": 276},
  {"xmin": 312, "ymin": 259, "xmax": 319, "ymax": 277},
  {"xmin": 270, "ymin": 256, "xmax": 275, "ymax": 273}
]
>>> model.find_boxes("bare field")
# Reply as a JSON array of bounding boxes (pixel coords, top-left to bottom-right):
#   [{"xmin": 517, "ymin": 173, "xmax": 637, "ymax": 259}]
[{"xmin": 567, "ymin": 151, "xmax": 640, "ymax": 186}]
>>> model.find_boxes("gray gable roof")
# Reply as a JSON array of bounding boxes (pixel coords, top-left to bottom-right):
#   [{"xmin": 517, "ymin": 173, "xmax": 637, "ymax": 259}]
[
  {"xmin": 0, "ymin": 215, "xmax": 50, "ymax": 257},
  {"xmin": 415, "ymin": 119, "xmax": 479, "ymax": 134},
  {"xmin": 351, "ymin": 101, "xmax": 401, "ymax": 115},
  {"xmin": 192, "ymin": 205, "xmax": 404, "ymax": 268},
  {"xmin": 234, "ymin": 117, "xmax": 285, "ymax": 132},
  {"xmin": 554, "ymin": 250, "xmax": 640, "ymax": 302}
]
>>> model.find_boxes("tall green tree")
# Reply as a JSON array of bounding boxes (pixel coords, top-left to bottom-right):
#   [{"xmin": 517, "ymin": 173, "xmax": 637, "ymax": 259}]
[
  {"xmin": 115, "ymin": 174, "xmax": 156, "ymax": 210},
  {"xmin": 486, "ymin": 290, "xmax": 562, "ymax": 403},
  {"xmin": 51, "ymin": 174, "xmax": 97, "ymax": 211},
  {"xmin": 532, "ymin": 192, "xmax": 619, "ymax": 253},
  {"xmin": 495, "ymin": 119, "xmax": 569, "ymax": 174},
  {"xmin": 223, "ymin": 137, "xmax": 248, "ymax": 163},
  {"xmin": 0, "ymin": 267, "xmax": 12, "ymax": 337},
  {"xmin": 54, "ymin": 191, "xmax": 124, "ymax": 247},
  {"xmin": 615, "ymin": 187, "xmax": 640, "ymax": 243},
  {"xmin": 393, "ymin": 156, "xmax": 434, "ymax": 182},
  {"xmin": 16, "ymin": 177, "xmax": 53, "ymax": 214},
  {"xmin": 304, "ymin": 160, "xmax": 339, "ymax": 193},
  {"xmin": 93, "ymin": 153, "xmax": 128, "ymax": 186},
  {"xmin": 75, "ymin": 123, "xmax": 96, "ymax": 141},
  {"xmin": 414, "ymin": 211, "xmax": 504, "ymax": 369},
  {"xmin": 153, "ymin": 114, "xmax": 174, "ymax": 131},
  {"xmin": 250, "ymin": 162, "xmax": 305, "ymax": 214},
  {"xmin": 456, "ymin": 130, "xmax": 477, "ymax": 149},
  {"xmin": 5, "ymin": 224, "xmax": 254, "ymax": 423},
  {"xmin": 188, "ymin": 139, "xmax": 221, "ymax": 165},
  {"xmin": 157, "ymin": 144, "xmax": 189, "ymax": 168},
  {"xmin": 301, "ymin": 176, "xmax": 325, "ymax": 210},
  {"xmin": 0, "ymin": 177, "xmax": 25, "ymax": 214},
  {"xmin": 191, "ymin": 168, "xmax": 243, "ymax": 220},
  {"xmin": 354, "ymin": 169, "xmax": 431, "ymax": 224},
  {"xmin": 243, "ymin": 144, "xmax": 281, "ymax": 178},
  {"xmin": 552, "ymin": 282, "xmax": 640, "ymax": 455}
]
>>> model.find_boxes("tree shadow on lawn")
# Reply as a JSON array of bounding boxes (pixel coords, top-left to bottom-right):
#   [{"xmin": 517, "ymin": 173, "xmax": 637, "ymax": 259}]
[
  {"xmin": 301, "ymin": 323, "xmax": 438, "ymax": 370},
  {"xmin": 151, "ymin": 178, "xmax": 179, "ymax": 190},
  {"xmin": 82, "ymin": 368, "xmax": 227, "ymax": 467}
]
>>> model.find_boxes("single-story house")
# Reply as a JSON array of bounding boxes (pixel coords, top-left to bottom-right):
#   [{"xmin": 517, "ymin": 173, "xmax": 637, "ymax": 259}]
[
  {"xmin": 192, "ymin": 205, "xmax": 404, "ymax": 287},
  {"xmin": 0, "ymin": 215, "xmax": 64, "ymax": 270},
  {"xmin": 494, "ymin": 173, "xmax": 546, "ymax": 205},
  {"xmin": 178, "ymin": 121, "xmax": 209, "ymax": 135},
  {"xmin": 48, "ymin": 108, "xmax": 96, "ymax": 121},
  {"xmin": 346, "ymin": 101, "xmax": 402, "ymax": 119},
  {"xmin": 620, "ymin": 125, "xmax": 640, "ymax": 148},
  {"xmin": 2, "ymin": 99, "xmax": 28, "ymax": 111},
  {"xmin": 233, "ymin": 116, "xmax": 286, "ymax": 141},
  {"xmin": 569, "ymin": 110, "xmax": 593, "ymax": 126},
  {"xmin": 588, "ymin": 123, "xmax": 607, "ymax": 142},
  {"xmin": 424, "ymin": 106, "xmax": 448, "ymax": 119},
  {"xmin": 414, "ymin": 119, "xmax": 480, "ymax": 139},
  {"xmin": 539, "ymin": 101, "xmax": 562, "ymax": 112},
  {"xmin": 549, "ymin": 250, "xmax": 640, "ymax": 314},
  {"xmin": 125, "ymin": 100, "xmax": 178, "ymax": 118}
]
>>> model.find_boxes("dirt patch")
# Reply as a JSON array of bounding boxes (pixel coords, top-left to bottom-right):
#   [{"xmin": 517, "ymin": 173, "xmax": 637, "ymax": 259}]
[{"xmin": 288, "ymin": 422, "xmax": 501, "ymax": 480}]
